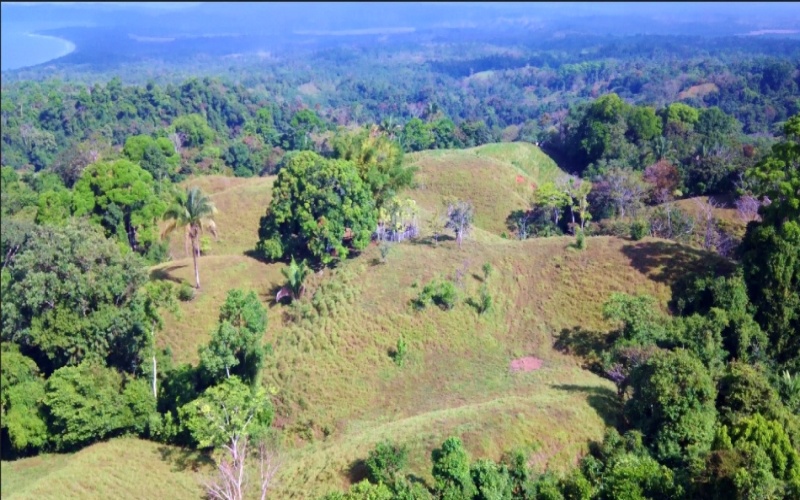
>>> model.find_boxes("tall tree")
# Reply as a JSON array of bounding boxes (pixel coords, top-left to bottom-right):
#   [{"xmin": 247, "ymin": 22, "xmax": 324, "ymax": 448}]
[
  {"xmin": 256, "ymin": 151, "xmax": 376, "ymax": 264},
  {"xmin": 162, "ymin": 186, "xmax": 218, "ymax": 289},
  {"xmin": 740, "ymin": 115, "xmax": 800, "ymax": 367},
  {"xmin": 200, "ymin": 289, "xmax": 267, "ymax": 385},
  {"xmin": 72, "ymin": 159, "xmax": 166, "ymax": 254}
]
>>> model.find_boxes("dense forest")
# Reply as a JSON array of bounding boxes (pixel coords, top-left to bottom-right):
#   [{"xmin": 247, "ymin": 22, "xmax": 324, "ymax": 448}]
[{"xmin": 2, "ymin": 18, "xmax": 799, "ymax": 500}]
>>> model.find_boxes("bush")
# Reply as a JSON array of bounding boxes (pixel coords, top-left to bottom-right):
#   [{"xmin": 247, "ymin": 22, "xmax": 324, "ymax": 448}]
[
  {"xmin": 629, "ymin": 220, "xmax": 649, "ymax": 241},
  {"xmin": 477, "ymin": 285, "xmax": 492, "ymax": 315},
  {"xmin": 393, "ymin": 337, "xmax": 408, "ymax": 367},
  {"xmin": 200, "ymin": 236, "xmax": 211, "ymax": 255},
  {"xmin": 413, "ymin": 279, "xmax": 459, "ymax": 311},
  {"xmin": 575, "ymin": 229, "xmax": 587, "ymax": 250},
  {"xmin": 178, "ymin": 283, "xmax": 195, "ymax": 301},
  {"xmin": 365, "ymin": 440, "xmax": 409, "ymax": 485},
  {"xmin": 482, "ymin": 262, "xmax": 493, "ymax": 280}
]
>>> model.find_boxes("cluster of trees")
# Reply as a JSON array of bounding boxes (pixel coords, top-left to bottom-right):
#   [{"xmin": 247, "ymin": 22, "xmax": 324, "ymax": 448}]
[
  {"xmin": 554, "ymin": 93, "xmax": 759, "ymax": 196},
  {"xmin": 0, "ymin": 221, "xmax": 274, "ymax": 458}
]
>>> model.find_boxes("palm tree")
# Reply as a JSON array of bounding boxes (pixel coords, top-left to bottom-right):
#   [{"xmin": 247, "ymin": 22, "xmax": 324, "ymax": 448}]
[{"xmin": 162, "ymin": 186, "xmax": 218, "ymax": 289}]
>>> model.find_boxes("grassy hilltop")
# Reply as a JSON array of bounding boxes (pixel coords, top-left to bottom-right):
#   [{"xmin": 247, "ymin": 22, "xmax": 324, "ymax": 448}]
[{"xmin": 2, "ymin": 143, "xmax": 722, "ymax": 499}]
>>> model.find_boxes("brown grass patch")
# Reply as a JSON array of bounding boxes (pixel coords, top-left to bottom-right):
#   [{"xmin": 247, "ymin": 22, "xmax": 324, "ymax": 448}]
[{"xmin": 677, "ymin": 82, "xmax": 719, "ymax": 100}]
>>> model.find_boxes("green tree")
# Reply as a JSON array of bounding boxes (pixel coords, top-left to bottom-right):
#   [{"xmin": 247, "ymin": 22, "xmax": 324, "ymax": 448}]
[
  {"xmin": 162, "ymin": 186, "xmax": 218, "ymax": 289},
  {"xmin": 714, "ymin": 414, "xmax": 800, "ymax": 499},
  {"xmin": 0, "ymin": 167, "xmax": 38, "ymax": 218},
  {"xmin": 470, "ymin": 459, "xmax": 512, "ymax": 500},
  {"xmin": 603, "ymin": 293, "xmax": 667, "ymax": 346},
  {"xmin": 44, "ymin": 361, "xmax": 154, "ymax": 451},
  {"xmin": 288, "ymin": 109, "xmax": 323, "ymax": 151},
  {"xmin": 72, "ymin": 159, "xmax": 166, "ymax": 254},
  {"xmin": 256, "ymin": 151, "xmax": 377, "ymax": 264},
  {"xmin": 595, "ymin": 452, "xmax": 681, "ymax": 500},
  {"xmin": 225, "ymin": 141, "xmax": 256, "ymax": 178},
  {"xmin": 662, "ymin": 102, "xmax": 700, "ymax": 130},
  {"xmin": 626, "ymin": 106, "xmax": 662, "ymax": 144},
  {"xmin": 625, "ymin": 350, "xmax": 718, "ymax": 467},
  {"xmin": 401, "ymin": 118, "xmax": 434, "ymax": 152},
  {"xmin": 170, "ymin": 114, "xmax": 215, "ymax": 148},
  {"xmin": 365, "ymin": 440, "xmax": 409, "ymax": 486},
  {"xmin": 1, "ymin": 220, "xmax": 149, "ymax": 374},
  {"xmin": 533, "ymin": 181, "xmax": 571, "ymax": 226},
  {"xmin": 34, "ymin": 188, "xmax": 73, "ymax": 226},
  {"xmin": 199, "ymin": 289, "xmax": 267, "ymax": 385},
  {"xmin": 741, "ymin": 115, "xmax": 800, "ymax": 367},
  {"xmin": 431, "ymin": 436, "xmax": 477, "ymax": 500},
  {"xmin": 0, "ymin": 345, "xmax": 48, "ymax": 455},
  {"xmin": 716, "ymin": 362, "xmax": 783, "ymax": 426},
  {"xmin": 179, "ymin": 376, "xmax": 273, "ymax": 449},
  {"xmin": 331, "ymin": 128, "xmax": 415, "ymax": 208}
]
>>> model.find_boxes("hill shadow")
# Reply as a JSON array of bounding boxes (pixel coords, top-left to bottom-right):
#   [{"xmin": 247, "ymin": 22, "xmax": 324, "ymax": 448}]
[
  {"xmin": 149, "ymin": 265, "xmax": 187, "ymax": 284},
  {"xmin": 551, "ymin": 384, "xmax": 620, "ymax": 428},
  {"xmin": 620, "ymin": 240, "xmax": 734, "ymax": 288},
  {"xmin": 157, "ymin": 445, "xmax": 213, "ymax": 473}
]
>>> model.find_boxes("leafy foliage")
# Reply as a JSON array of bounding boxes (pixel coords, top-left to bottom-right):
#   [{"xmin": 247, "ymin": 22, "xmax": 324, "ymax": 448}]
[
  {"xmin": 625, "ymin": 350, "xmax": 718, "ymax": 467},
  {"xmin": 72, "ymin": 159, "xmax": 167, "ymax": 254},
  {"xmin": 179, "ymin": 376, "xmax": 273, "ymax": 449},
  {"xmin": 256, "ymin": 151, "xmax": 377, "ymax": 264},
  {"xmin": 199, "ymin": 289, "xmax": 268, "ymax": 385},
  {"xmin": 44, "ymin": 360, "xmax": 155, "ymax": 451},
  {"xmin": 1, "ymin": 220, "xmax": 148, "ymax": 374}
]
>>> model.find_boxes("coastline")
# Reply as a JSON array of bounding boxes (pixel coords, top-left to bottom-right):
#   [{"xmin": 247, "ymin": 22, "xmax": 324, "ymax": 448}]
[
  {"xmin": 0, "ymin": 30, "xmax": 78, "ymax": 71},
  {"xmin": 26, "ymin": 32, "xmax": 77, "ymax": 60}
]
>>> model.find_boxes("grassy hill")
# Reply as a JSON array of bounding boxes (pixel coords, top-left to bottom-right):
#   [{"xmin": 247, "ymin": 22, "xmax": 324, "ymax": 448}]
[
  {"xmin": 0, "ymin": 438, "xmax": 208, "ymax": 499},
  {"xmin": 406, "ymin": 142, "xmax": 564, "ymax": 236},
  {"xmin": 2, "ymin": 143, "xmax": 728, "ymax": 499}
]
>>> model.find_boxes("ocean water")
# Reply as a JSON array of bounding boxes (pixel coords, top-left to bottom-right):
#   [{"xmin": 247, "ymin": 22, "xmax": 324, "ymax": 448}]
[{"xmin": 1, "ymin": 23, "xmax": 76, "ymax": 71}]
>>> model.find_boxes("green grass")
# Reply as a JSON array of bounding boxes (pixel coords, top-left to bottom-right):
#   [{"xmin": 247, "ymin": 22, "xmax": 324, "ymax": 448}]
[
  {"xmin": 0, "ymin": 438, "xmax": 209, "ymax": 499},
  {"xmin": 406, "ymin": 142, "xmax": 564, "ymax": 236},
  {"xmin": 2, "ymin": 143, "xmax": 728, "ymax": 499}
]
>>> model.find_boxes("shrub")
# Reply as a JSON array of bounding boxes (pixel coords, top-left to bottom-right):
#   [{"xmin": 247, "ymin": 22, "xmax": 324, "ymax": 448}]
[
  {"xmin": 393, "ymin": 337, "xmax": 408, "ymax": 367},
  {"xmin": 178, "ymin": 282, "xmax": 195, "ymax": 301},
  {"xmin": 482, "ymin": 262, "xmax": 493, "ymax": 280},
  {"xmin": 365, "ymin": 440, "xmax": 409, "ymax": 485},
  {"xmin": 413, "ymin": 279, "xmax": 459, "ymax": 311},
  {"xmin": 477, "ymin": 285, "xmax": 492, "ymax": 315},
  {"xmin": 200, "ymin": 235, "xmax": 211, "ymax": 255},
  {"xmin": 629, "ymin": 220, "xmax": 649, "ymax": 241},
  {"xmin": 576, "ymin": 229, "xmax": 587, "ymax": 250}
]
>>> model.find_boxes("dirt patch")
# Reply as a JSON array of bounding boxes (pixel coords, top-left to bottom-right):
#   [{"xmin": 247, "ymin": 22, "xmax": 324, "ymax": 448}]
[{"xmin": 510, "ymin": 357, "xmax": 543, "ymax": 373}]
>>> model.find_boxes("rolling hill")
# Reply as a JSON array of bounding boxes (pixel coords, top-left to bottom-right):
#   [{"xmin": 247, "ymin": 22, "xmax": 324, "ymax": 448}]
[{"xmin": 2, "ymin": 143, "xmax": 728, "ymax": 499}]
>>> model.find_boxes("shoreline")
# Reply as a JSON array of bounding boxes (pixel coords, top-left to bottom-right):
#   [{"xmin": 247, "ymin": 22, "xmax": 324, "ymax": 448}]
[
  {"xmin": 26, "ymin": 32, "xmax": 77, "ymax": 60},
  {"xmin": 0, "ymin": 31, "xmax": 78, "ymax": 70}
]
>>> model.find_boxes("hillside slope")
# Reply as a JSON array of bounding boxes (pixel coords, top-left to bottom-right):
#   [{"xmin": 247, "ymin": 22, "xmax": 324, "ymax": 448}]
[{"xmin": 2, "ymin": 143, "xmax": 730, "ymax": 499}]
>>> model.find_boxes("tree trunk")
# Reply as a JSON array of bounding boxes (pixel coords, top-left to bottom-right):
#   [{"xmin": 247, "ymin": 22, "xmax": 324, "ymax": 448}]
[
  {"xmin": 153, "ymin": 355, "xmax": 158, "ymax": 398},
  {"xmin": 152, "ymin": 320, "xmax": 158, "ymax": 399},
  {"xmin": 192, "ymin": 235, "xmax": 201, "ymax": 289}
]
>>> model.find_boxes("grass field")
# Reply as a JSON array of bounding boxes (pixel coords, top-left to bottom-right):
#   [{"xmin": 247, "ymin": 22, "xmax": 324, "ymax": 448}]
[
  {"xmin": 2, "ymin": 143, "xmax": 726, "ymax": 499},
  {"xmin": 0, "ymin": 438, "xmax": 208, "ymax": 499}
]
